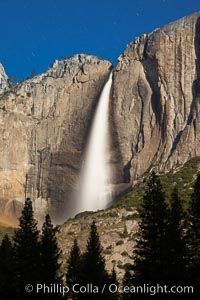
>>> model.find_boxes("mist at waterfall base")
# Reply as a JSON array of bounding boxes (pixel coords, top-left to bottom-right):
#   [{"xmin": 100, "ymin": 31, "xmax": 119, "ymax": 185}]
[{"xmin": 75, "ymin": 72, "xmax": 113, "ymax": 215}]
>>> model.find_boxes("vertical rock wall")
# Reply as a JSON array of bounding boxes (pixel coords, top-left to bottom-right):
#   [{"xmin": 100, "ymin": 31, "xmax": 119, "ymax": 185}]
[
  {"xmin": 112, "ymin": 12, "xmax": 200, "ymax": 183},
  {"xmin": 0, "ymin": 55, "xmax": 112, "ymax": 222},
  {"xmin": 1, "ymin": 12, "xmax": 200, "ymax": 221}
]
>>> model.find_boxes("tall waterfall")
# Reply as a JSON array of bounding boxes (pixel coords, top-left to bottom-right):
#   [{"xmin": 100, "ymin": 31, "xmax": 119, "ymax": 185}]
[{"xmin": 77, "ymin": 72, "xmax": 113, "ymax": 213}]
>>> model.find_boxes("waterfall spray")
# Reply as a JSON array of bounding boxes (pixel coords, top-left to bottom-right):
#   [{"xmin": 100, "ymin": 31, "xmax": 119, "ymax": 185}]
[{"xmin": 77, "ymin": 72, "xmax": 113, "ymax": 213}]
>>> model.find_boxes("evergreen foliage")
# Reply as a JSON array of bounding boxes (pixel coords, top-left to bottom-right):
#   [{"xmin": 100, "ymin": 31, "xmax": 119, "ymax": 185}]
[
  {"xmin": 110, "ymin": 267, "xmax": 118, "ymax": 285},
  {"xmin": 0, "ymin": 200, "xmax": 63, "ymax": 299},
  {"xmin": 166, "ymin": 187, "xmax": 187, "ymax": 287},
  {"xmin": 40, "ymin": 214, "xmax": 62, "ymax": 299},
  {"xmin": 40, "ymin": 214, "xmax": 61, "ymax": 283},
  {"xmin": 80, "ymin": 221, "xmax": 110, "ymax": 299},
  {"xmin": 123, "ymin": 173, "xmax": 198, "ymax": 299},
  {"xmin": 3, "ymin": 169, "xmax": 200, "ymax": 300},
  {"xmin": 113, "ymin": 157, "xmax": 200, "ymax": 210},
  {"xmin": 122, "ymin": 224, "xmax": 128, "ymax": 237},
  {"xmin": 66, "ymin": 238, "xmax": 82, "ymax": 299},
  {"xmin": 0, "ymin": 234, "xmax": 14, "ymax": 298},
  {"xmin": 123, "ymin": 268, "xmax": 133, "ymax": 300},
  {"xmin": 187, "ymin": 173, "xmax": 200, "ymax": 296},
  {"xmin": 13, "ymin": 198, "xmax": 40, "ymax": 299},
  {"xmin": 132, "ymin": 171, "xmax": 168, "ymax": 285},
  {"xmin": 108, "ymin": 267, "xmax": 119, "ymax": 300}
]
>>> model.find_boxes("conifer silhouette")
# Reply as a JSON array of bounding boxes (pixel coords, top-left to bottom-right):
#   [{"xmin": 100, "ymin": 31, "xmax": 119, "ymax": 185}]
[
  {"xmin": 80, "ymin": 221, "xmax": 110, "ymax": 299},
  {"xmin": 187, "ymin": 173, "xmax": 200, "ymax": 296},
  {"xmin": 166, "ymin": 187, "xmax": 186, "ymax": 287},
  {"xmin": 13, "ymin": 198, "xmax": 40, "ymax": 300},
  {"xmin": 66, "ymin": 238, "xmax": 82, "ymax": 299},
  {"xmin": 40, "ymin": 214, "xmax": 62, "ymax": 299},
  {"xmin": 0, "ymin": 234, "xmax": 14, "ymax": 298}
]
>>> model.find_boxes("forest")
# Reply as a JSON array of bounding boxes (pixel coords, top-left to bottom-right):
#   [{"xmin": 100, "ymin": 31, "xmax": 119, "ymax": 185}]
[{"xmin": 0, "ymin": 172, "xmax": 200, "ymax": 299}]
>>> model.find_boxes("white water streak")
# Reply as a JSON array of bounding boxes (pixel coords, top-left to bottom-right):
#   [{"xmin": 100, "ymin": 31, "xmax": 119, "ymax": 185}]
[{"xmin": 77, "ymin": 72, "xmax": 113, "ymax": 212}]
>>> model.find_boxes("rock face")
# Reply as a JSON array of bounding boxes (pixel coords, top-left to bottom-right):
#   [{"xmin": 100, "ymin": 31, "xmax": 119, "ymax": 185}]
[
  {"xmin": 0, "ymin": 63, "xmax": 8, "ymax": 95},
  {"xmin": 1, "ymin": 12, "xmax": 200, "ymax": 221},
  {"xmin": 112, "ymin": 11, "xmax": 200, "ymax": 183},
  {"xmin": 0, "ymin": 54, "xmax": 112, "ymax": 222}
]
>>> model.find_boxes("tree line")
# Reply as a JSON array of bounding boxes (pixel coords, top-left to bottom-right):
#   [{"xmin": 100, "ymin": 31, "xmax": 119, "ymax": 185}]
[
  {"xmin": 0, "ymin": 198, "xmax": 117, "ymax": 300},
  {"xmin": 123, "ymin": 171, "xmax": 200, "ymax": 299},
  {"xmin": 0, "ymin": 171, "xmax": 200, "ymax": 299}
]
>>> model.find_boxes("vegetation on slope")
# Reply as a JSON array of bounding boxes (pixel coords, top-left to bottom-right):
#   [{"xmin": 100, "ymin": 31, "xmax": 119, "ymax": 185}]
[{"xmin": 113, "ymin": 157, "xmax": 200, "ymax": 210}]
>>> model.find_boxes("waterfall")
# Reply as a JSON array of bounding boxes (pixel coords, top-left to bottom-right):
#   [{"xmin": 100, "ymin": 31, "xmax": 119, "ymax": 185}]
[{"xmin": 77, "ymin": 72, "xmax": 113, "ymax": 213}]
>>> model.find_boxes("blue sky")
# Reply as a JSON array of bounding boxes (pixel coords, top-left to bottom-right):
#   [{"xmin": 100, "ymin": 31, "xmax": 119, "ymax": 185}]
[{"xmin": 0, "ymin": 0, "xmax": 200, "ymax": 80}]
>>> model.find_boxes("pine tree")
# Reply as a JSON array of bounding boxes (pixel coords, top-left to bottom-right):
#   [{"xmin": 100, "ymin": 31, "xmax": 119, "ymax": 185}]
[
  {"xmin": 110, "ymin": 267, "xmax": 118, "ymax": 286},
  {"xmin": 166, "ymin": 187, "xmax": 186, "ymax": 287},
  {"xmin": 40, "ymin": 214, "xmax": 61, "ymax": 282},
  {"xmin": 0, "ymin": 234, "xmax": 14, "ymax": 298},
  {"xmin": 108, "ymin": 267, "xmax": 119, "ymax": 300},
  {"xmin": 123, "ymin": 268, "xmax": 133, "ymax": 300},
  {"xmin": 66, "ymin": 239, "xmax": 82, "ymax": 300},
  {"xmin": 131, "ymin": 172, "xmax": 168, "ymax": 299},
  {"xmin": 40, "ymin": 214, "xmax": 62, "ymax": 299},
  {"xmin": 80, "ymin": 221, "xmax": 110, "ymax": 299},
  {"xmin": 13, "ymin": 198, "xmax": 40, "ymax": 300},
  {"xmin": 187, "ymin": 173, "xmax": 200, "ymax": 296}
]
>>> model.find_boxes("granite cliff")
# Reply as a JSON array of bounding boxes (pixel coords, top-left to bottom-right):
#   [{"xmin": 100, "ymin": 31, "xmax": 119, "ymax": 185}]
[
  {"xmin": 0, "ymin": 55, "xmax": 112, "ymax": 221},
  {"xmin": 0, "ymin": 63, "xmax": 8, "ymax": 95},
  {"xmin": 0, "ymin": 11, "xmax": 200, "ymax": 221},
  {"xmin": 113, "ymin": 11, "xmax": 200, "ymax": 183}
]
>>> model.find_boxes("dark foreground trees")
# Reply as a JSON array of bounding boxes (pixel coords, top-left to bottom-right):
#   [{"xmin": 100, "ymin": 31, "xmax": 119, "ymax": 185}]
[
  {"xmin": 67, "ymin": 221, "xmax": 118, "ymax": 300},
  {"xmin": 132, "ymin": 172, "xmax": 169, "ymax": 287},
  {"xmin": 13, "ymin": 197, "xmax": 41, "ymax": 300},
  {"xmin": 123, "ymin": 172, "xmax": 192, "ymax": 299},
  {"xmin": 0, "ymin": 234, "xmax": 14, "ymax": 298},
  {"xmin": 0, "ymin": 198, "xmax": 62, "ymax": 300},
  {"xmin": 187, "ymin": 173, "xmax": 200, "ymax": 296},
  {"xmin": 82, "ymin": 221, "xmax": 109, "ymax": 286},
  {"xmin": 40, "ymin": 214, "xmax": 62, "ymax": 299},
  {"xmin": 166, "ymin": 187, "xmax": 187, "ymax": 288},
  {"xmin": 79, "ymin": 221, "xmax": 110, "ymax": 299},
  {"xmin": 0, "ymin": 202, "xmax": 119, "ymax": 300},
  {"xmin": 66, "ymin": 238, "xmax": 82, "ymax": 299},
  {"xmin": 1, "ymin": 170, "xmax": 200, "ymax": 300}
]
